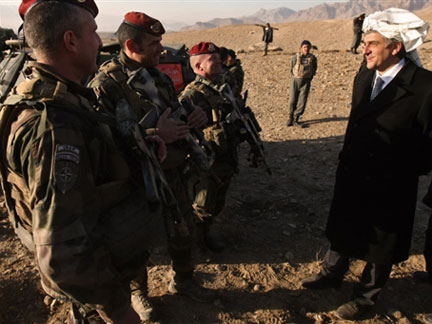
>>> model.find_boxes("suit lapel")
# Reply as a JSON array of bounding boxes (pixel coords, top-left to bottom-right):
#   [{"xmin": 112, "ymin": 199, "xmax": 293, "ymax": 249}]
[
  {"xmin": 351, "ymin": 67, "xmax": 374, "ymax": 116},
  {"xmin": 350, "ymin": 60, "xmax": 416, "ymax": 122}
]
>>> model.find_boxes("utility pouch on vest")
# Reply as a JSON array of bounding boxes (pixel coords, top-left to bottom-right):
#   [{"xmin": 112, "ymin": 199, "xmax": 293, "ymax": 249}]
[
  {"xmin": 193, "ymin": 177, "xmax": 218, "ymax": 218},
  {"xmin": 204, "ymin": 124, "xmax": 228, "ymax": 154}
]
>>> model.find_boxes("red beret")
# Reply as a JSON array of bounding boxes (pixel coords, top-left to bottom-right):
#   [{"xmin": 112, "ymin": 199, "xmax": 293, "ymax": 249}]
[
  {"xmin": 123, "ymin": 12, "xmax": 165, "ymax": 36},
  {"xmin": 189, "ymin": 42, "xmax": 219, "ymax": 56},
  {"xmin": 19, "ymin": 0, "xmax": 99, "ymax": 20}
]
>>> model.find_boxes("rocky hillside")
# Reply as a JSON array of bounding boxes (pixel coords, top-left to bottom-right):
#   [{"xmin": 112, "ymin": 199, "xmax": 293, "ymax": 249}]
[
  {"xmin": 180, "ymin": 7, "xmax": 296, "ymax": 31},
  {"xmin": 286, "ymin": 0, "xmax": 432, "ymax": 21},
  {"xmin": 164, "ymin": 7, "xmax": 432, "ymax": 54},
  {"xmin": 181, "ymin": 0, "xmax": 432, "ymax": 31}
]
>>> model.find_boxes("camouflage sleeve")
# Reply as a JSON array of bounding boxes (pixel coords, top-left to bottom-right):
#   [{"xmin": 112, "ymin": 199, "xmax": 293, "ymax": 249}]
[
  {"xmin": 88, "ymin": 71, "xmax": 122, "ymax": 114},
  {"xmin": 90, "ymin": 70, "xmax": 162, "ymax": 132},
  {"xmin": 232, "ymin": 63, "xmax": 244, "ymax": 94},
  {"xmin": 159, "ymin": 70, "xmax": 178, "ymax": 101},
  {"xmin": 9, "ymin": 108, "xmax": 131, "ymax": 321},
  {"xmin": 179, "ymin": 87, "xmax": 213, "ymax": 122}
]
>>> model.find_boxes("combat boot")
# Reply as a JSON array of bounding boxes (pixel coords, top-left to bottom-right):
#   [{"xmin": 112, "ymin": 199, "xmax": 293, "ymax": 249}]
[
  {"xmin": 335, "ymin": 299, "xmax": 373, "ymax": 320},
  {"xmin": 131, "ymin": 289, "xmax": 155, "ymax": 322},
  {"xmin": 168, "ymin": 277, "xmax": 216, "ymax": 303},
  {"xmin": 130, "ymin": 272, "xmax": 157, "ymax": 322},
  {"xmin": 301, "ymin": 273, "xmax": 343, "ymax": 289},
  {"xmin": 67, "ymin": 303, "xmax": 104, "ymax": 324},
  {"xmin": 293, "ymin": 116, "xmax": 307, "ymax": 128}
]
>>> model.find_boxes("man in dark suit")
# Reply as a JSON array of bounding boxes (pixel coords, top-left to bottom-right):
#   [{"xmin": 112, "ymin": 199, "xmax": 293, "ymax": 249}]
[{"xmin": 301, "ymin": 8, "xmax": 432, "ymax": 320}]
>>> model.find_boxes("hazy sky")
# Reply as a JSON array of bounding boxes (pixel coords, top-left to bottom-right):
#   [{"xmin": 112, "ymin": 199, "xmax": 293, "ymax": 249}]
[{"xmin": 0, "ymin": 0, "xmax": 348, "ymax": 31}]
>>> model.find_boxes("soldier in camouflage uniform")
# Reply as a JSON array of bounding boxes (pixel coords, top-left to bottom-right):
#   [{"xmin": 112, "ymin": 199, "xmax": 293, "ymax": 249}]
[
  {"xmin": 179, "ymin": 42, "xmax": 242, "ymax": 252},
  {"xmin": 219, "ymin": 47, "xmax": 244, "ymax": 99},
  {"xmin": 89, "ymin": 12, "xmax": 215, "ymax": 321},
  {"xmin": 226, "ymin": 49, "xmax": 244, "ymax": 96},
  {"xmin": 0, "ymin": 1, "xmax": 169, "ymax": 323}
]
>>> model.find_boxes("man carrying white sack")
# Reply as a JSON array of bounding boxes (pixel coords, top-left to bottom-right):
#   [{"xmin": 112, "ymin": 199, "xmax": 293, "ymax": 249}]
[{"xmin": 301, "ymin": 8, "xmax": 432, "ymax": 320}]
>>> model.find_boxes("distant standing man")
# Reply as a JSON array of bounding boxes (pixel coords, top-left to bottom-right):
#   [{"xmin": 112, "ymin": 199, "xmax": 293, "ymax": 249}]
[
  {"xmin": 301, "ymin": 8, "xmax": 432, "ymax": 320},
  {"xmin": 256, "ymin": 23, "xmax": 278, "ymax": 56},
  {"xmin": 287, "ymin": 40, "xmax": 317, "ymax": 127},
  {"xmin": 350, "ymin": 13, "xmax": 365, "ymax": 54}
]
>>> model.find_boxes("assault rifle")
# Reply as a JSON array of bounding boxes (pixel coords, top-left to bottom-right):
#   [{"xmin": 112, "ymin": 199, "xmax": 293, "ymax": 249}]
[
  {"xmin": 0, "ymin": 39, "xmax": 30, "ymax": 103},
  {"xmin": 140, "ymin": 99, "xmax": 216, "ymax": 172},
  {"xmin": 116, "ymin": 98, "xmax": 188, "ymax": 238},
  {"xmin": 224, "ymin": 88, "xmax": 271, "ymax": 175}
]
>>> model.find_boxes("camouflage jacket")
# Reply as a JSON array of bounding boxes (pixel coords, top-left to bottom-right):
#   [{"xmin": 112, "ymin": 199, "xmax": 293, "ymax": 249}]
[
  {"xmin": 89, "ymin": 51, "xmax": 187, "ymax": 170},
  {"xmin": 0, "ymin": 62, "xmax": 164, "ymax": 321},
  {"xmin": 228, "ymin": 59, "xmax": 244, "ymax": 96},
  {"xmin": 221, "ymin": 65, "xmax": 239, "ymax": 98},
  {"xmin": 179, "ymin": 75, "xmax": 240, "ymax": 174}
]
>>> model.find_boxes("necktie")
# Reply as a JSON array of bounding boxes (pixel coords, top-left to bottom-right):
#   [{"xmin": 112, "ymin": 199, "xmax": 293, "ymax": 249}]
[{"xmin": 370, "ymin": 76, "xmax": 384, "ymax": 101}]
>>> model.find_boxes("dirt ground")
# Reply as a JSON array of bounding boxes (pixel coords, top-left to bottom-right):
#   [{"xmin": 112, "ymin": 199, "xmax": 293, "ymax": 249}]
[{"xmin": 2, "ymin": 9, "xmax": 432, "ymax": 324}]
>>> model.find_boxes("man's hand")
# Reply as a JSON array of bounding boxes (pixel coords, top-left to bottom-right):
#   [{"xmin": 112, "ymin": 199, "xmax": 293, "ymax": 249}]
[
  {"xmin": 146, "ymin": 135, "xmax": 167, "ymax": 162},
  {"xmin": 187, "ymin": 105, "xmax": 208, "ymax": 129},
  {"xmin": 156, "ymin": 108, "xmax": 189, "ymax": 144}
]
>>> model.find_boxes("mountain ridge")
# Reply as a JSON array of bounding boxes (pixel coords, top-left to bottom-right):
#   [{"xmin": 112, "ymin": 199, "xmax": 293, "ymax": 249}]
[{"xmin": 180, "ymin": 0, "xmax": 432, "ymax": 31}]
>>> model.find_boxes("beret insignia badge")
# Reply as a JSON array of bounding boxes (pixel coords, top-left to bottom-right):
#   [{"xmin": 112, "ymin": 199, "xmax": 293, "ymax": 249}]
[{"xmin": 151, "ymin": 22, "xmax": 162, "ymax": 34}]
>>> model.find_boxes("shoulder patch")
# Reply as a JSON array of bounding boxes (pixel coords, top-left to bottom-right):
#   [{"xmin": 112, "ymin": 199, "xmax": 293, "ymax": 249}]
[{"xmin": 54, "ymin": 144, "xmax": 80, "ymax": 194}]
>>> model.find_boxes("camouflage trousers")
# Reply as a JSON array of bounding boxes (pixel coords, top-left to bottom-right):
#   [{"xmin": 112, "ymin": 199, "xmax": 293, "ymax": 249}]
[
  {"xmin": 191, "ymin": 173, "xmax": 233, "ymax": 224},
  {"xmin": 164, "ymin": 167, "xmax": 195, "ymax": 281}
]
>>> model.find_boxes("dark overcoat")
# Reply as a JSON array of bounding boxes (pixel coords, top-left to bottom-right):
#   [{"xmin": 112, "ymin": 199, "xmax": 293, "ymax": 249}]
[
  {"xmin": 262, "ymin": 27, "xmax": 273, "ymax": 44},
  {"xmin": 325, "ymin": 59, "xmax": 432, "ymax": 264}
]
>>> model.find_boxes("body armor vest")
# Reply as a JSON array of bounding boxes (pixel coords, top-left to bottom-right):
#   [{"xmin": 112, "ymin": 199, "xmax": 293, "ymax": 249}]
[{"xmin": 293, "ymin": 53, "xmax": 314, "ymax": 79}]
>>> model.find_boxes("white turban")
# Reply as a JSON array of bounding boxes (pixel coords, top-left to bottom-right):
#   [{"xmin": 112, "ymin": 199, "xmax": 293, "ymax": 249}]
[{"xmin": 362, "ymin": 8, "xmax": 429, "ymax": 52}]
